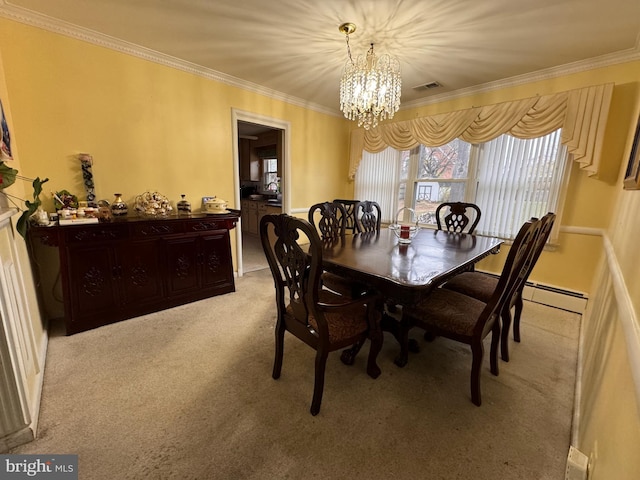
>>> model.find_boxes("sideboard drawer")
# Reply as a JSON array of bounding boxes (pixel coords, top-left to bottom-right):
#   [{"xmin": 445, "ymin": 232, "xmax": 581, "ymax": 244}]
[{"xmin": 63, "ymin": 224, "xmax": 128, "ymax": 244}]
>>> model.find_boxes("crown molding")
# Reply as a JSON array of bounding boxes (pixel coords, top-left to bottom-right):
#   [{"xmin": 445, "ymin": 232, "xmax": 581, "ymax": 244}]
[
  {"xmin": 0, "ymin": 1, "xmax": 340, "ymax": 118},
  {"xmin": 401, "ymin": 45, "xmax": 640, "ymax": 110},
  {"xmin": 1, "ymin": 1, "xmax": 639, "ymax": 117}
]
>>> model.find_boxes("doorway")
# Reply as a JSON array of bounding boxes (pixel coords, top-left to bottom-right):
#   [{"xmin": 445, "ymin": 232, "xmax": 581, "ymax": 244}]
[{"xmin": 232, "ymin": 110, "xmax": 290, "ymax": 276}]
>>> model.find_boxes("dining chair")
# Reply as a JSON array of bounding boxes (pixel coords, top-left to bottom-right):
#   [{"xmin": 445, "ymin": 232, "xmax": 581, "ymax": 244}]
[
  {"xmin": 309, "ymin": 201, "xmax": 347, "ymax": 241},
  {"xmin": 309, "ymin": 201, "xmax": 365, "ymax": 298},
  {"xmin": 397, "ymin": 217, "xmax": 541, "ymax": 406},
  {"xmin": 333, "ymin": 199, "xmax": 360, "ymax": 234},
  {"xmin": 441, "ymin": 212, "xmax": 556, "ymax": 361},
  {"xmin": 260, "ymin": 213, "xmax": 382, "ymax": 415},
  {"xmin": 355, "ymin": 200, "xmax": 382, "ymax": 233},
  {"xmin": 435, "ymin": 202, "xmax": 482, "ymax": 234}
]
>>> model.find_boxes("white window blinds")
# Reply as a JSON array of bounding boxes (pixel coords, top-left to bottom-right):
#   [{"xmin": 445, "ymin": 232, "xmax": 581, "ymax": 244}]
[
  {"xmin": 474, "ymin": 130, "xmax": 568, "ymax": 240},
  {"xmin": 354, "ymin": 147, "xmax": 402, "ymax": 224}
]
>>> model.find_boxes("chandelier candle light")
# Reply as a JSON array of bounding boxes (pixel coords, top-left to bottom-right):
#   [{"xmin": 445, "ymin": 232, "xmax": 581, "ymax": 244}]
[{"xmin": 339, "ymin": 23, "xmax": 402, "ymax": 130}]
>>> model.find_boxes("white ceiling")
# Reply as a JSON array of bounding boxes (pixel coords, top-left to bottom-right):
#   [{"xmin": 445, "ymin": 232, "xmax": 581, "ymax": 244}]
[{"xmin": 2, "ymin": 0, "xmax": 640, "ymax": 115}]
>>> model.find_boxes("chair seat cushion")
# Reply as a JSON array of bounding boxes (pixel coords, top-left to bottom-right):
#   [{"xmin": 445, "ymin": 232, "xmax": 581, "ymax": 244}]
[
  {"xmin": 403, "ymin": 288, "xmax": 487, "ymax": 337},
  {"xmin": 442, "ymin": 272, "xmax": 498, "ymax": 303},
  {"xmin": 286, "ymin": 289, "xmax": 369, "ymax": 343}
]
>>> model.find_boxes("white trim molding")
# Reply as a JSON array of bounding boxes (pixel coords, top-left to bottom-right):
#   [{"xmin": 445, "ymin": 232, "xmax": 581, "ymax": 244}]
[
  {"xmin": 401, "ymin": 45, "xmax": 640, "ymax": 110},
  {"xmin": 560, "ymin": 225, "xmax": 640, "ymax": 444},
  {"xmin": 602, "ymin": 235, "xmax": 640, "ymax": 417},
  {"xmin": 0, "ymin": 1, "xmax": 338, "ymax": 117},
  {"xmin": 1, "ymin": 1, "xmax": 639, "ymax": 117}
]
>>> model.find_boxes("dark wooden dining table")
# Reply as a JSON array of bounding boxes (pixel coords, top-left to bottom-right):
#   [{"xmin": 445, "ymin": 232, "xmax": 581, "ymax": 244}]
[
  {"xmin": 320, "ymin": 228, "xmax": 503, "ymax": 370},
  {"xmin": 321, "ymin": 228, "xmax": 503, "ymax": 305}
]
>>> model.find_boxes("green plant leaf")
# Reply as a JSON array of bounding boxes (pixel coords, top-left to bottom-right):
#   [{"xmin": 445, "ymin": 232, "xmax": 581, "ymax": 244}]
[
  {"xmin": 16, "ymin": 176, "xmax": 49, "ymax": 239},
  {"xmin": 0, "ymin": 161, "xmax": 18, "ymax": 189}
]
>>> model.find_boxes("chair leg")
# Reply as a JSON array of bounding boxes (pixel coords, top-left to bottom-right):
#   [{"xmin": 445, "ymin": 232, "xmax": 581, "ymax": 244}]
[
  {"xmin": 500, "ymin": 307, "xmax": 512, "ymax": 362},
  {"xmin": 310, "ymin": 349, "xmax": 328, "ymax": 416},
  {"xmin": 470, "ymin": 341, "xmax": 484, "ymax": 406},
  {"xmin": 513, "ymin": 293, "xmax": 524, "ymax": 343},
  {"xmin": 272, "ymin": 320, "xmax": 285, "ymax": 380},
  {"xmin": 490, "ymin": 321, "xmax": 500, "ymax": 376}
]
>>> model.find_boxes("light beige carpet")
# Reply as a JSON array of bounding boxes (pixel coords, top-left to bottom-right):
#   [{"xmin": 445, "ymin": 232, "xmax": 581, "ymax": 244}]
[{"xmin": 12, "ymin": 268, "xmax": 580, "ymax": 480}]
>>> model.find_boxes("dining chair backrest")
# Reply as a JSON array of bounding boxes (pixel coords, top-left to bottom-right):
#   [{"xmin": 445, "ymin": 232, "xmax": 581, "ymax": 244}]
[
  {"xmin": 519, "ymin": 212, "xmax": 556, "ymax": 285},
  {"xmin": 309, "ymin": 201, "xmax": 347, "ymax": 242},
  {"xmin": 435, "ymin": 202, "xmax": 481, "ymax": 234},
  {"xmin": 473, "ymin": 217, "xmax": 541, "ymax": 338},
  {"xmin": 260, "ymin": 213, "xmax": 323, "ymax": 330},
  {"xmin": 333, "ymin": 199, "xmax": 360, "ymax": 234},
  {"xmin": 355, "ymin": 200, "xmax": 382, "ymax": 233}
]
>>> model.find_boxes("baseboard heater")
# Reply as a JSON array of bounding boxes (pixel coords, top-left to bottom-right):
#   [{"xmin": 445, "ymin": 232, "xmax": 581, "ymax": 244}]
[{"xmin": 475, "ymin": 270, "xmax": 588, "ymax": 314}]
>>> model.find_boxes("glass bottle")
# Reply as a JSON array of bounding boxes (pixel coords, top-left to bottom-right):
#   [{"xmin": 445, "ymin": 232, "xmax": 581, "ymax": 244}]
[{"xmin": 111, "ymin": 193, "xmax": 128, "ymax": 216}]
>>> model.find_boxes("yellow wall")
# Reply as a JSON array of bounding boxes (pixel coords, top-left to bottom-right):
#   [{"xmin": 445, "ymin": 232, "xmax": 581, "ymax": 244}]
[{"xmin": 0, "ymin": 18, "xmax": 352, "ymax": 234}]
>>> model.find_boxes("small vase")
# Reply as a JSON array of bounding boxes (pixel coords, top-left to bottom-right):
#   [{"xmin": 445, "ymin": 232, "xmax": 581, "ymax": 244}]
[
  {"xmin": 111, "ymin": 193, "xmax": 128, "ymax": 216},
  {"xmin": 177, "ymin": 194, "xmax": 191, "ymax": 215}
]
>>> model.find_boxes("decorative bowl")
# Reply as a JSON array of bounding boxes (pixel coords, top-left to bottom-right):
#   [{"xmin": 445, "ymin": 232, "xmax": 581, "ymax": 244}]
[
  {"xmin": 133, "ymin": 191, "xmax": 173, "ymax": 217},
  {"xmin": 389, "ymin": 207, "xmax": 420, "ymax": 244},
  {"xmin": 204, "ymin": 198, "xmax": 229, "ymax": 213}
]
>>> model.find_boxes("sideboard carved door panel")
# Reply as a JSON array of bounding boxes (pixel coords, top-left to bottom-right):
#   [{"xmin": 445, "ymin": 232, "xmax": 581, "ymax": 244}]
[
  {"xmin": 199, "ymin": 231, "xmax": 234, "ymax": 290},
  {"xmin": 164, "ymin": 236, "xmax": 200, "ymax": 297},
  {"xmin": 119, "ymin": 240, "xmax": 164, "ymax": 308},
  {"xmin": 67, "ymin": 244, "xmax": 119, "ymax": 321}
]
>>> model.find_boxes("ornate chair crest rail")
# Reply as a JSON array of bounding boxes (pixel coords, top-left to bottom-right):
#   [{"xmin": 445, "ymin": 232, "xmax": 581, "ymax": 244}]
[
  {"xmin": 355, "ymin": 200, "xmax": 382, "ymax": 234},
  {"xmin": 309, "ymin": 201, "xmax": 347, "ymax": 241},
  {"xmin": 435, "ymin": 202, "xmax": 482, "ymax": 234},
  {"xmin": 333, "ymin": 199, "xmax": 360, "ymax": 234}
]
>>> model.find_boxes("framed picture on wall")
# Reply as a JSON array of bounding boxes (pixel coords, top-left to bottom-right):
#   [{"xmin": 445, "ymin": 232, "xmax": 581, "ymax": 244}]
[
  {"xmin": 623, "ymin": 114, "xmax": 640, "ymax": 190},
  {"xmin": 0, "ymin": 98, "xmax": 13, "ymax": 161}
]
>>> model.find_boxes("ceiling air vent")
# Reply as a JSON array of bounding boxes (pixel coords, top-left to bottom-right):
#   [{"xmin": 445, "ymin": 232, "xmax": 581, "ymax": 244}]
[{"xmin": 413, "ymin": 81, "xmax": 441, "ymax": 91}]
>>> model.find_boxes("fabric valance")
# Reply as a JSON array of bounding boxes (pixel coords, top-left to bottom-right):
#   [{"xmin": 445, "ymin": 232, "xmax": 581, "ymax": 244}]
[{"xmin": 349, "ymin": 83, "xmax": 613, "ymax": 179}]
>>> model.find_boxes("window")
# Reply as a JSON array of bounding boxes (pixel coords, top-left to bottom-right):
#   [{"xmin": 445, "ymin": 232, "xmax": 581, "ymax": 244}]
[
  {"xmin": 399, "ymin": 139, "xmax": 472, "ymax": 225},
  {"xmin": 263, "ymin": 158, "xmax": 278, "ymax": 192},
  {"xmin": 355, "ymin": 129, "xmax": 568, "ymax": 240},
  {"xmin": 257, "ymin": 145, "xmax": 279, "ymax": 193}
]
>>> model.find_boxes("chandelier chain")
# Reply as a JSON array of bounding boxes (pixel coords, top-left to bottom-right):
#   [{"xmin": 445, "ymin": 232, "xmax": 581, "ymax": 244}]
[{"xmin": 345, "ymin": 31, "xmax": 354, "ymax": 65}]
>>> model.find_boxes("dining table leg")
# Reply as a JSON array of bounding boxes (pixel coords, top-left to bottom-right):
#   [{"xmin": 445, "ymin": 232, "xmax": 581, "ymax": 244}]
[
  {"xmin": 340, "ymin": 338, "xmax": 365, "ymax": 365},
  {"xmin": 366, "ymin": 307, "xmax": 383, "ymax": 379},
  {"xmin": 380, "ymin": 312, "xmax": 421, "ymax": 367}
]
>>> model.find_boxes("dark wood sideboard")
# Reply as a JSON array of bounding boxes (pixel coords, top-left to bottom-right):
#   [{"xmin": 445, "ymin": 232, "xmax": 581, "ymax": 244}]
[{"xmin": 28, "ymin": 212, "xmax": 239, "ymax": 335}]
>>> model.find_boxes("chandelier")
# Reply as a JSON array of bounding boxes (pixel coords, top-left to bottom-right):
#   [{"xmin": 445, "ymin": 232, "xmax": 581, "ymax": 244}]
[{"xmin": 338, "ymin": 23, "xmax": 402, "ymax": 130}]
